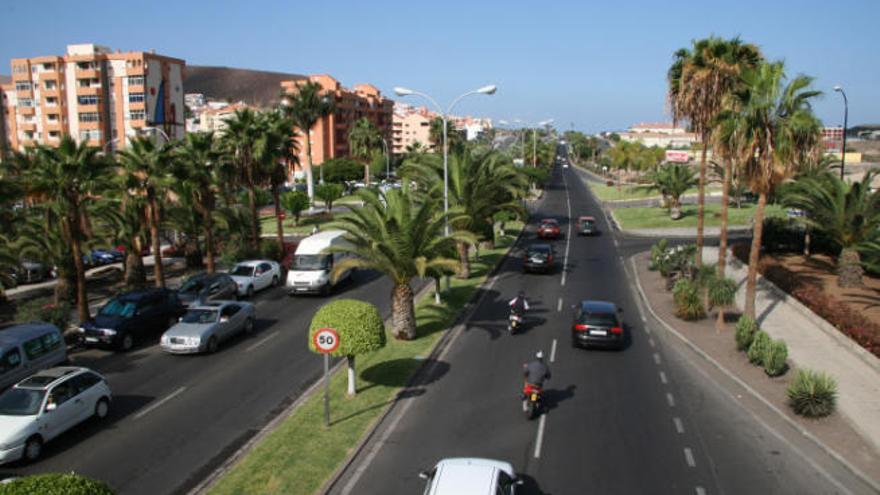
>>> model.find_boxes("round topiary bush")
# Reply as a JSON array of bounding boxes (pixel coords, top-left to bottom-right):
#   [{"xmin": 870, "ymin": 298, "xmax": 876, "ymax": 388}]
[
  {"xmin": 787, "ymin": 369, "xmax": 837, "ymax": 418},
  {"xmin": 747, "ymin": 330, "xmax": 771, "ymax": 365},
  {"xmin": 0, "ymin": 472, "xmax": 114, "ymax": 495},
  {"xmin": 763, "ymin": 339, "xmax": 789, "ymax": 377},
  {"xmin": 735, "ymin": 316, "xmax": 758, "ymax": 351}
]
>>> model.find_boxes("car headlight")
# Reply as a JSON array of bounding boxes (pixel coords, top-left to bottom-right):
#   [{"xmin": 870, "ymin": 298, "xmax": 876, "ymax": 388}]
[
  {"xmin": 187, "ymin": 336, "xmax": 201, "ymax": 345},
  {"xmin": 76, "ymin": 327, "xmax": 86, "ymax": 333},
  {"xmin": 100, "ymin": 328, "xmax": 117, "ymax": 336},
  {"xmin": 160, "ymin": 335, "xmax": 169, "ymax": 344}
]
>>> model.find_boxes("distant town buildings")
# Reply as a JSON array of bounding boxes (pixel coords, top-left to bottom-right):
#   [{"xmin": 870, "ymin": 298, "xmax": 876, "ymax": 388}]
[
  {"xmin": 392, "ymin": 104, "xmax": 434, "ymax": 154},
  {"xmin": 186, "ymin": 101, "xmax": 248, "ymax": 134},
  {"xmin": 2, "ymin": 44, "xmax": 185, "ymax": 152},
  {"xmin": 619, "ymin": 122, "xmax": 697, "ymax": 148}
]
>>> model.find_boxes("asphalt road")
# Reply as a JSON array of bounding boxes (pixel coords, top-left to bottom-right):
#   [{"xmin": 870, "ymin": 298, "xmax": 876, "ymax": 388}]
[
  {"xmin": 329, "ymin": 164, "xmax": 872, "ymax": 494},
  {"xmin": 0, "ymin": 267, "xmax": 427, "ymax": 495}
]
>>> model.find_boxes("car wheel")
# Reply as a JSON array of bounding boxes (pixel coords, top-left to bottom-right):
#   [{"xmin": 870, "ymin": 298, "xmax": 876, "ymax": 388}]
[
  {"xmin": 23, "ymin": 436, "xmax": 42, "ymax": 463},
  {"xmin": 207, "ymin": 336, "xmax": 219, "ymax": 354},
  {"xmin": 243, "ymin": 318, "xmax": 255, "ymax": 334},
  {"xmin": 94, "ymin": 397, "xmax": 110, "ymax": 419},
  {"xmin": 246, "ymin": 285, "xmax": 254, "ymax": 298},
  {"xmin": 271, "ymin": 275, "xmax": 279, "ymax": 287},
  {"xmin": 120, "ymin": 333, "xmax": 135, "ymax": 352}
]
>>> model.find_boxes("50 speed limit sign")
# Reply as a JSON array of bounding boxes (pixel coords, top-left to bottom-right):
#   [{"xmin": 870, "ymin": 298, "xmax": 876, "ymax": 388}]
[{"xmin": 313, "ymin": 328, "xmax": 340, "ymax": 354}]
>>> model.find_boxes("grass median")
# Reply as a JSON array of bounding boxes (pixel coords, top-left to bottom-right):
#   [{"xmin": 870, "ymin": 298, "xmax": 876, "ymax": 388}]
[
  {"xmin": 612, "ymin": 203, "xmax": 785, "ymax": 230},
  {"xmin": 207, "ymin": 223, "xmax": 522, "ymax": 495},
  {"xmin": 587, "ymin": 181, "xmax": 718, "ymax": 202}
]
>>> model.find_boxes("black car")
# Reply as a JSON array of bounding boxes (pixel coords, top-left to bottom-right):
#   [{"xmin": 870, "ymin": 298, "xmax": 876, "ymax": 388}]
[
  {"xmin": 79, "ymin": 288, "xmax": 186, "ymax": 351},
  {"xmin": 571, "ymin": 300, "xmax": 624, "ymax": 349},
  {"xmin": 523, "ymin": 243, "xmax": 555, "ymax": 273},
  {"xmin": 176, "ymin": 272, "xmax": 239, "ymax": 306}
]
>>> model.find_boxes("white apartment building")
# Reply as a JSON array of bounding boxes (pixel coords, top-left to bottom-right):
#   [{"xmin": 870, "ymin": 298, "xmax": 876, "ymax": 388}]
[{"xmin": 619, "ymin": 121, "xmax": 697, "ymax": 148}]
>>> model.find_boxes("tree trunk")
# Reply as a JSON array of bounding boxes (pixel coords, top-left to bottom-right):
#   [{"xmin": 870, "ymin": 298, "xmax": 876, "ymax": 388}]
[
  {"xmin": 364, "ymin": 163, "xmax": 370, "ymax": 187},
  {"xmin": 125, "ymin": 249, "xmax": 146, "ymax": 288},
  {"xmin": 718, "ymin": 159, "xmax": 731, "ymax": 279},
  {"xmin": 54, "ymin": 273, "xmax": 73, "ymax": 306},
  {"xmin": 391, "ymin": 282, "xmax": 416, "ymax": 340},
  {"xmin": 434, "ymin": 277, "xmax": 441, "ymax": 304},
  {"xmin": 456, "ymin": 242, "xmax": 470, "ymax": 279},
  {"xmin": 305, "ymin": 132, "xmax": 315, "ymax": 208},
  {"xmin": 744, "ymin": 191, "xmax": 768, "ymax": 319},
  {"xmin": 246, "ymin": 183, "xmax": 260, "ymax": 251},
  {"xmin": 149, "ymin": 198, "xmax": 165, "ymax": 288},
  {"xmin": 204, "ymin": 215, "xmax": 216, "ymax": 273},
  {"xmin": 273, "ymin": 185, "xmax": 284, "ymax": 253},
  {"xmin": 803, "ymin": 225, "xmax": 811, "ymax": 258},
  {"xmin": 70, "ymin": 234, "xmax": 89, "ymax": 324},
  {"xmin": 346, "ymin": 355, "xmax": 357, "ymax": 396},
  {"xmin": 837, "ymin": 248, "xmax": 864, "ymax": 288},
  {"xmin": 695, "ymin": 137, "xmax": 708, "ymax": 267}
]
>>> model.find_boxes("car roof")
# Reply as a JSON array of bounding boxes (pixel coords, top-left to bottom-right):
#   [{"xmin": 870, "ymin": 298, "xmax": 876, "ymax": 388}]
[
  {"xmin": 528, "ymin": 243, "xmax": 552, "ymax": 250},
  {"xmin": 235, "ymin": 260, "xmax": 272, "ymax": 267},
  {"xmin": 540, "ymin": 218, "xmax": 558, "ymax": 223},
  {"xmin": 579, "ymin": 216, "xmax": 596, "ymax": 221},
  {"xmin": 579, "ymin": 300, "xmax": 617, "ymax": 314},
  {"xmin": 431, "ymin": 458, "xmax": 515, "ymax": 494},
  {"xmin": 189, "ymin": 301, "xmax": 238, "ymax": 310},
  {"xmin": 117, "ymin": 288, "xmax": 169, "ymax": 301},
  {"xmin": 0, "ymin": 322, "xmax": 60, "ymax": 347},
  {"xmin": 16, "ymin": 366, "xmax": 89, "ymax": 389}
]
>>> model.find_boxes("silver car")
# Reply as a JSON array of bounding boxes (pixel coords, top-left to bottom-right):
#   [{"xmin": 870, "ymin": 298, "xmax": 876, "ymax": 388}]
[{"xmin": 160, "ymin": 301, "xmax": 255, "ymax": 354}]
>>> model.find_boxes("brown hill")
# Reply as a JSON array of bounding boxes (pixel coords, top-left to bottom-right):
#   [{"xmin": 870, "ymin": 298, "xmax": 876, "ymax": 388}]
[{"xmin": 183, "ymin": 65, "xmax": 306, "ymax": 109}]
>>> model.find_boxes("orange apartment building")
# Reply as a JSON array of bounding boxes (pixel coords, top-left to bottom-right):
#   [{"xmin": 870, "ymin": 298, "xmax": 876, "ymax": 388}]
[
  {"xmin": 280, "ymin": 74, "xmax": 393, "ymax": 174},
  {"xmin": 392, "ymin": 105, "xmax": 435, "ymax": 155},
  {"xmin": 3, "ymin": 43, "xmax": 185, "ymax": 153}
]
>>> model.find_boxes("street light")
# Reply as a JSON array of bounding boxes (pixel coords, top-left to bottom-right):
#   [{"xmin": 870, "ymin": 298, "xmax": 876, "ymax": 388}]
[
  {"xmin": 380, "ymin": 138, "xmax": 391, "ymax": 180},
  {"xmin": 142, "ymin": 125, "xmax": 172, "ymax": 144},
  {"xmin": 394, "ymin": 84, "xmax": 497, "ymax": 288},
  {"xmin": 833, "ymin": 85, "xmax": 849, "ymax": 180}
]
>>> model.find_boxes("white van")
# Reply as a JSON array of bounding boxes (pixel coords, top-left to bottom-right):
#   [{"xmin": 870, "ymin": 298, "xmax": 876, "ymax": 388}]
[
  {"xmin": 0, "ymin": 322, "xmax": 68, "ymax": 390},
  {"xmin": 286, "ymin": 230, "xmax": 354, "ymax": 295}
]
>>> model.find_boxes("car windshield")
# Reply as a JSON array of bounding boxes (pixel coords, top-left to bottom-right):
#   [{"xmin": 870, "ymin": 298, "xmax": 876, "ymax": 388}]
[
  {"xmin": 0, "ymin": 388, "xmax": 46, "ymax": 416},
  {"xmin": 179, "ymin": 278, "xmax": 204, "ymax": 293},
  {"xmin": 541, "ymin": 221, "xmax": 558, "ymax": 227},
  {"xmin": 581, "ymin": 219, "xmax": 594, "ymax": 226},
  {"xmin": 529, "ymin": 246, "xmax": 551, "ymax": 255},
  {"xmin": 181, "ymin": 309, "xmax": 218, "ymax": 324},
  {"xmin": 99, "ymin": 299, "xmax": 138, "ymax": 318},
  {"xmin": 294, "ymin": 255, "xmax": 330, "ymax": 270},
  {"xmin": 231, "ymin": 265, "xmax": 255, "ymax": 277},
  {"xmin": 581, "ymin": 312, "xmax": 618, "ymax": 327}
]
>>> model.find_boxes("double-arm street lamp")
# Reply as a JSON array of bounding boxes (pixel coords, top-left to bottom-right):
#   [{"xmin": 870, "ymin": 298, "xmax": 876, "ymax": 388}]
[
  {"xmin": 833, "ymin": 85, "xmax": 849, "ymax": 180},
  {"xmin": 142, "ymin": 125, "xmax": 172, "ymax": 144}
]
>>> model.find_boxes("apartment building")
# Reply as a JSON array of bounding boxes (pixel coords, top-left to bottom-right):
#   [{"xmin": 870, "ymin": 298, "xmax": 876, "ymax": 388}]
[
  {"xmin": 191, "ymin": 102, "xmax": 248, "ymax": 134},
  {"xmin": 280, "ymin": 74, "xmax": 393, "ymax": 173},
  {"xmin": 5, "ymin": 44, "xmax": 185, "ymax": 152},
  {"xmin": 392, "ymin": 105, "xmax": 434, "ymax": 154},
  {"xmin": 619, "ymin": 121, "xmax": 697, "ymax": 148},
  {"xmin": 0, "ymin": 84, "xmax": 13, "ymax": 155}
]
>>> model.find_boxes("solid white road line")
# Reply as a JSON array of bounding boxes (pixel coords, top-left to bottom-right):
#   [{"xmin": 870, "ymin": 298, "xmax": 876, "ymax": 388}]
[
  {"xmin": 134, "ymin": 386, "xmax": 187, "ymax": 420},
  {"xmin": 244, "ymin": 331, "xmax": 279, "ymax": 353},
  {"xmin": 557, "ymin": 297, "xmax": 563, "ymax": 312},
  {"xmin": 561, "ymin": 174, "xmax": 572, "ymax": 287},
  {"xmin": 659, "ymin": 371, "xmax": 668, "ymax": 384},
  {"xmin": 534, "ymin": 413, "xmax": 547, "ymax": 458},
  {"xmin": 550, "ymin": 339, "xmax": 558, "ymax": 363},
  {"xmin": 684, "ymin": 447, "xmax": 696, "ymax": 467},
  {"xmin": 674, "ymin": 417, "xmax": 685, "ymax": 434},
  {"xmin": 666, "ymin": 392, "xmax": 676, "ymax": 407},
  {"xmin": 653, "ymin": 353, "xmax": 662, "ymax": 365}
]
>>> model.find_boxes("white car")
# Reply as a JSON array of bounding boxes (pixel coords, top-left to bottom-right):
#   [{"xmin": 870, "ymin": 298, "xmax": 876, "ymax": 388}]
[
  {"xmin": 0, "ymin": 367, "xmax": 112, "ymax": 464},
  {"xmin": 420, "ymin": 458, "xmax": 522, "ymax": 495},
  {"xmin": 228, "ymin": 260, "xmax": 282, "ymax": 298}
]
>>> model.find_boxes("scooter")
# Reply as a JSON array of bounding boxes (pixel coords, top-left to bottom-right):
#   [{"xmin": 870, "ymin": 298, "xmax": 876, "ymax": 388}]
[
  {"xmin": 508, "ymin": 311, "xmax": 523, "ymax": 334},
  {"xmin": 522, "ymin": 383, "xmax": 543, "ymax": 420}
]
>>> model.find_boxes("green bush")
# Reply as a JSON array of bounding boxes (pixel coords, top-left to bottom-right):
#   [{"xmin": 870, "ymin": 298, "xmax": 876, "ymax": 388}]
[
  {"xmin": 260, "ymin": 241, "xmax": 284, "ymax": 263},
  {"xmin": 748, "ymin": 330, "xmax": 772, "ymax": 365},
  {"xmin": 649, "ymin": 239, "xmax": 669, "ymax": 271},
  {"xmin": 0, "ymin": 472, "xmax": 115, "ymax": 495},
  {"xmin": 237, "ymin": 188, "xmax": 273, "ymax": 209},
  {"xmin": 219, "ymin": 243, "xmax": 261, "ymax": 268},
  {"xmin": 708, "ymin": 276, "xmax": 737, "ymax": 310},
  {"xmin": 321, "ymin": 158, "xmax": 364, "ymax": 183},
  {"xmin": 315, "ymin": 183, "xmax": 345, "ymax": 211},
  {"xmin": 672, "ymin": 278, "xmax": 705, "ymax": 321},
  {"xmin": 787, "ymin": 369, "xmax": 837, "ymax": 418},
  {"xmin": 735, "ymin": 316, "xmax": 758, "ymax": 351},
  {"xmin": 15, "ymin": 298, "xmax": 71, "ymax": 330},
  {"xmin": 763, "ymin": 339, "xmax": 789, "ymax": 377},
  {"xmin": 280, "ymin": 191, "xmax": 310, "ymax": 225}
]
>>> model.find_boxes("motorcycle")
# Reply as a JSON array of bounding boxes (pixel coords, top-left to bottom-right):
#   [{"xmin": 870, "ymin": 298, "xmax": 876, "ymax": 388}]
[
  {"xmin": 508, "ymin": 311, "xmax": 523, "ymax": 334},
  {"xmin": 522, "ymin": 383, "xmax": 543, "ymax": 420}
]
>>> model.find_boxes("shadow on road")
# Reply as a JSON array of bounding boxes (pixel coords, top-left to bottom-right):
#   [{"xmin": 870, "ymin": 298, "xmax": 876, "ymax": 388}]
[
  {"xmin": 542, "ymin": 384, "xmax": 576, "ymax": 411},
  {"xmin": 518, "ymin": 474, "xmax": 552, "ymax": 495}
]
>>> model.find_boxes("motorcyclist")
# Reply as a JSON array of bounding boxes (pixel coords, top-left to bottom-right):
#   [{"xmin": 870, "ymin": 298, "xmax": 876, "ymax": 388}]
[
  {"xmin": 508, "ymin": 291, "xmax": 530, "ymax": 315},
  {"xmin": 523, "ymin": 350, "xmax": 551, "ymax": 389}
]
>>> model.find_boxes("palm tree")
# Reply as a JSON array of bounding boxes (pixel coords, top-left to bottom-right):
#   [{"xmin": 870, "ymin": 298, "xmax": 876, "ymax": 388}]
[
  {"xmin": 223, "ymin": 108, "xmax": 264, "ymax": 250},
  {"xmin": 429, "ymin": 118, "xmax": 463, "ymax": 155},
  {"xmin": 348, "ymin": 118, "xmax": 383, "ymax": 186},
  {"xmin": 175, "ymin": 131, "xmax": 221, "ymax": 272},
  {"xmin": 0, "ymin": 234, "xmax": 20, "ymax": 301},
  {"xmin": 644, "ymin": 164, "xmax": 698, "ymax": 218},
  {"xmin": 256, "ymin": 111, "xmax": 299, "ymax": 252},
  {"xmin": 668, "ymin": 37, "xmax": 763, "ymax": 267},
  {"xmin": 282, "ymin": 81, "xmax": 334, "ymax": 204},
  {"xmin": 326, "ymin": 187, "xmax": 473, "ymax": 340},
  {"xmin": 731, "ymin": 61, "xmax": 822, "ymax": 318},
  {"xmin": 16, "ymin": 217, "xmax": 76, "ymax": 303},
  {"xmin": 117, "ymin": 137, "xmax": 175, "ymax": 288},
  {"xmin": 26, "ymin": 136, "xmax": 113, "ymax": 322}
]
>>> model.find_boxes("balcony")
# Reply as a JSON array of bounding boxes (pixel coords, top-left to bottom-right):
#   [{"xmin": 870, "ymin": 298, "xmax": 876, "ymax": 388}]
[
  {"xmin": 16, "ymin": 87, "xmax": 33, "ymax": 99},
  {"xmin": 19, "ymin": 122, "xmax": 37, "ymax": 132},
  {"xmin": 128, "ymin": 101, "xmax": 146, "ymax": 111},
  {"xmin": 42, "ymin": 87, "xmax": 61, "ymax": 98},
  {"xmin": 44, "ymin": 121, "xmax": 63, "ymax": 133},
  {"xmin": 75, "ymin": 68, "xmax": 101, "ymax": 79},
  {"xmin": 18, "ymin": 106, "xmax": 35, "ymax": 116},
  {"xmin": 77, "ymin": 103, "xmax": 101, "ymax": 113},
  {"xmin": 78, "ymin": 120, "xmax": 101, "ymax": 130},
  {"xmin": 76, "ymin": 85, "xmax": 102, "ymax": 96}
]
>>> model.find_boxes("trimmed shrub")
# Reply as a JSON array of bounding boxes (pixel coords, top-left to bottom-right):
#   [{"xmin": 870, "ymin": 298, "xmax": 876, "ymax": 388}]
[
  {"xmin": 15, "ymin": 298, "xmax": 71, "ymax": 330},
  {"xmin": 735, "ymin": 316, "xmax": 758, "ymax": 351},
  {"xmin": 260, "ymin": 241, "xmax": 284, "ymax": 263},
  {"xmin": 708, "ymin": 276, "xmax": 737, "ymax": 310},
  {"xmin": 0, "ymin": 472, "xmax": 115, "ymax": 495},
  {"xmin": 787, "ymin": 369, "xmax": 837, "ymax": 418},
  {"xmin": 649, "ymin": 239, "xmax": 669, "ymax": 271},
  {"xmin": 672, "ymin": 278, "xmax": 705, "ymax": 321},
  {"xmin": 280, "ymin": 191, "xmax": 310, "ymax": 225},
  {"xmin": 763, "ymin": 339, "xmax": 789, "ymax": 377},
  {"xmin": 748, "ymin": 330, "xmax": 772, "ymax": 365}
]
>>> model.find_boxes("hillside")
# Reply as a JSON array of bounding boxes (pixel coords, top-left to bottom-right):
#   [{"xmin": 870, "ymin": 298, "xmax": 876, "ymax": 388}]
[{"xmin": 183, "ymin": 65, "xmax": 306, "ymax": 108}]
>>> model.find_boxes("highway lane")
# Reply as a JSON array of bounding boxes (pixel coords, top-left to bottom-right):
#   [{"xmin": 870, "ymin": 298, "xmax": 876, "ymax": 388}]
[
  {"xmin": 0, "ymin": 268, "xmax": 427, "ymax": 495},
  {"xmin": 330, "ymin": 164, "xmax": 862, "ymax": 494}
]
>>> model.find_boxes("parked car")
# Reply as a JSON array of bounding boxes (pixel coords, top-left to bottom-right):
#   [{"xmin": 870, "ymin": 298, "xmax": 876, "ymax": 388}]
[
  {"xmin": 537, "ymin": 219, "xmax": 561, "ymax": 239},
  {"xmin": 114, "ymin": 245, "xmax": 150, "ymax": 256},
  {"xmin": 286, "ymin": 231, "xmax": 353, "ymax": 296},
  {"xmin": 419, "ymin": 458, "xmax": 522, "ymax": 495},
  {"xmin": 160, "ymin": 301, "xmax": 256, "ymax": 354},
  {"xmin": 577, "ymin": 216, "xmax": 598, "ymax": 236},
  {"xmin": 0, "ymin": 323, "xmax": 68, "ymax": 391},
  {"xmin": 90, "ymin": 249, "xmax": 123, "ymax": 265},
  {"xmin": 571, "ymin": 300, "xmax": 624, "ymax": 349},
  {"xmin": 229, "ymin": 260, "xmax": 282, "ymax": 298},
  {"xmin": 77, "ymin": 288, "xmax": 186, "ymax": 351},
  {"xmin": 176, "ymin": 273, "xmax": 239, "ymax": 307},
  {"xmin": 523, "ymin": 243, "xmax": 555, "ymax": 273},
  {"xmin": 12, "ymin": 261, "xmax": 55, "ymax": 285},
  {"xmin": 0, "ymin": 366, "xmax": 111, "ymax": 464}
]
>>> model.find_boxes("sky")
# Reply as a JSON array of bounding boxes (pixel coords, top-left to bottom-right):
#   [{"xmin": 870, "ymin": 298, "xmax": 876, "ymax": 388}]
[{"xmin": 1, "ymin": 0, "xmax": 878, "ymax": 133}]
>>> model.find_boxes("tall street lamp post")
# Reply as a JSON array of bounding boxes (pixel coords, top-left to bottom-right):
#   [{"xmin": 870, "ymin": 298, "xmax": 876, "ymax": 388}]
[{"xmin": 833, "ymin": 85, "xmax": 849, "ymax": 180}]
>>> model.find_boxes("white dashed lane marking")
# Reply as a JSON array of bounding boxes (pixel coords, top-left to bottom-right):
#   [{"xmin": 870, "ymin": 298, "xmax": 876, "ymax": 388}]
[
  {"xmin": 666, "ymin": 392, "xmax": 676, "ymax": 407},
  {"xmin": 653, "ymin": 353, "xmax": 661, "ymax": 365},
  {"xmin": 244, "ymin": 331, "xmax": 279, "ymax": 353},
  {"xmin": 133, "ymin": 386, "xmax": 187, "ymax": 420},
  {"xmin": 550, "ymin": 339, "xmax": 557, "ymax": 363},
  {"xmin": 649, "ymin": 337, "xmax": 656, "ymax": 348},
  {"xmin": 557, "ymin": 297, "xmax": 562, "ymax": 312},
  {"xmin": 684, "ymin": 447, "xmax": 696, "ymax": 467},
  {"xmin": 659, "ymin": 371, "xmax": 668, "ymax": 384},
  {"xmin": 696, "ymin": 487, "xmax": 707, "ymax": 495},
  {"xmin": 534, "ymin": 414, "xmax": 547, "ymax": 458},
  {"xmin": 674, "ymin": 417, "xmax": 685, "ymax": 434}
]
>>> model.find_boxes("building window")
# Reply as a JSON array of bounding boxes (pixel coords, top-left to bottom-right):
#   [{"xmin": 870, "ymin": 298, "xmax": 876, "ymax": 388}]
[
  {"xmin": 13, "ymin": 65, "xmax": 28, "ymax": 74},
  {"xmin": 129, "ymin": 93, "xmax": 145, "ymax": 103},
  {"xmin": 48, "ymin": 131, "xmax": 60, "ymax": 139},
  {"xmin": 18, "ymin": 98, "xmax": 34, "ymax": 108},
  {"xmin": 44, "ymin": 80, "xmax": 57, "ymax": 90},
  {"xmin": 77, "ymin": 61, "xmax": 98, "ymax": 70},
  {"xmin": 78, "ymin": 112, "xmax": 100, "ymax": 123},
  {"xmin": 129, "ymin": 109, "xmax": 145, "ymax": 121},
  {"xmin": 43, "ymin": 62, "xmax": 55, "ymax": 71},
  {"xmin": 47, "ymin": 114, "xmax": 58, "ymax": 122},
  {"xmin": 79, "ymin": 129, "xmax": 102, "ymax": 141},
  {"xmin": 15, "ymin": 82, "xmax": 31, "ymax": 91},
  {"xmin": 78, "ymin": 78, "xmax": 99, "ymax": 88},
  {"xmin": 45, "ymin": 97, "xmax": 58, "ymax": 106},
  {"xmin": 77, "ymin": 95, "xmax": 100, "ymax": 105},
  {"xmin": 128, "ymin": 76, "xmax": 144, "ymax": 86}
]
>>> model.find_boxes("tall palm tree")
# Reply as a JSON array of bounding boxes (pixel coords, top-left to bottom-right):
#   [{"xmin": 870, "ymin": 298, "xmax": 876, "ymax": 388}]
[
  {"xmin": 223, "ymin": 108, "xmax": 264, "ymax": 250},
  {"xmin": 282, "ymin": 81, "xmax": 334, "ymax": 204},
  {"xmin": 668, "ymin": 37, "xmax": 762, "ymax": 266},
  {"xmin": 730, "ymin": 61, "xmax": 822, "ymax": 318},
  {"xmin": 16, "ymin": 216, "xmax": 76, "ymax": 303},
  {"xmin": 644, "ymin": 163, "xmax": 699, "ymax": 217},
  {"xmin": 0, "ymin": 234, "xmax": 20, "ymax": 301},
  {"xmin": 326, "ymin": 187, "xmax": 473, "ymax": 340},
  {"xmin": 117, "ymin": 137, "xmax": 175, "ymax": 288},
  {"xmin": 26, "ymin": 136, "xmax": 113, "ymax": 322},
  {"xmin": 175, "ymin": 131, "xmax": 221, "ymax": 272},
  {"xmin": 257, "ymin": 111, "xmax": 300, "ymax": 251},
  {"xmin": 349, "ymin": 118, "xmax": 383, "ymax": 186}
]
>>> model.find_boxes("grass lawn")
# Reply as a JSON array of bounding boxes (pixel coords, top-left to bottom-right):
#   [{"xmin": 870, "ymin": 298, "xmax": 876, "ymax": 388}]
[
  {"xmin": 588, "ymin": 182, "xmax": 722, "ymax": 202},
  {"xmin": 207, "ymin": 223, "xmax": 523, "ymax": 495},
  {"xmin": 613, "ymin": 203, "xmax": 786, "ymax": 230},
  {"xmin": 259, "ymin": 213, "xmax": 334, "ymax": 236}
]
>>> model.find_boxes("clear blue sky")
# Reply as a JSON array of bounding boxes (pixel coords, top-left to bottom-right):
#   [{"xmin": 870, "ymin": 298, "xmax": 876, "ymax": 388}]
[{"xmin": 1, "ymin": 0, "xmax": 877, "ymax": 133}]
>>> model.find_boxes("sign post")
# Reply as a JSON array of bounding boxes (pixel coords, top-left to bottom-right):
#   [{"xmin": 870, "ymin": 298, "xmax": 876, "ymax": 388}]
[{"xmin": 313, "ymin": 327, "xmax": 340, "ymax": 426}]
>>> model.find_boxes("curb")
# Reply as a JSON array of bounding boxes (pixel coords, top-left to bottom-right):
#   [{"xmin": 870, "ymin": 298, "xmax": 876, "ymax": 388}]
[
  {"xmin": 617, "ymin": 226, "xmax": 752, "ymax": 239},
  {"xmin": 628, "ymin": 254, "xmax": 880, "ymax": 494}
]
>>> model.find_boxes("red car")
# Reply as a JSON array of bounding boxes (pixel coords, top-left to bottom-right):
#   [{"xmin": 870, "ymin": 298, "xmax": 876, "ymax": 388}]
[{"xmin": 537, "ymin": 219, "xmax": 561, "ymax": 239}]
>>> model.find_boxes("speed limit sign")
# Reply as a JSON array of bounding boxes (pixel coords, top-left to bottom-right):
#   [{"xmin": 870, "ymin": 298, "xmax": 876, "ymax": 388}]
[{"xmin": 313, "ymin": 328, "xmax": 340, "ymax": 353}]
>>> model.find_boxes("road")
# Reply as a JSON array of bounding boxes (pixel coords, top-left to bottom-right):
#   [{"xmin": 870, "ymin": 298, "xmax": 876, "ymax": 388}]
[
  {"xmin": 329, "ymin": 162, "xmax": 874, "ymax": 494},
  {"xmin": 1, "ymin": 267, "xmax": 427, "ymax": 495}
]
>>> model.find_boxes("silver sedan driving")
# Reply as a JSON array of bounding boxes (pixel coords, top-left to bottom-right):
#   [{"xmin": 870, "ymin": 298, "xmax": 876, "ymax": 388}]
[{"xmin": 160, "ymin": 301, "xmax": 255, "ymax": 354}]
